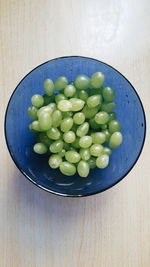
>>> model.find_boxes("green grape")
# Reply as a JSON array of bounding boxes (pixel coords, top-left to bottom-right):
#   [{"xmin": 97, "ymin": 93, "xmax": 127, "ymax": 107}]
[
  {"xmin": 73, "ymin": 112, "xmax": 85, "ymax": 125},
  {"xmin": 82, "ymin": 105, "xmax": 99, "ymax": 119},
  {"xmin": 44, "ymin": 78, "xmax": 54, "ymax": 96},
  {"xmin": 100, "ymin": 124, "xmax": 107, "ymax": 130},
  {"xmin": 31, "ymin": 94, "xmax": 44, "ymax": 108},
  {"xmin": 65, "ymin": 151, "xmax": 81, "ymax": 163},
  {"xmin": 87, "ymin": 94, "xmax": 102, "ymax": 108},
  {"xmin": 59, "ymin": 161, "xmax": 76, "ymax": 176},
  {"xmin": 63, "ymin": 131, "xmax": 76, "ymax": 143},
  {"xmin": 76, "ymin": 122, "xmax": 89, "ymax": 137},
  {"xmin": 58, "ymin": 100, "xmax": 72, "ymax": 112},
  {"xmin": 39, "ymin": 112, "xmax": 52, "ymax": 130},
  {"xmin": 72, "ymin": 137, "xmax": 80, "ymax": 149},
  {"xmin": 102, "ymin": 129, "xmax": 111, "ymax": 141},
  {"xmin": 95, "ymin": 111, "xmax": 109, "ymax": 124},
  {"xmin": 103, "ymin": 147, "xmax": 112, "ymax": 155},
  {"xmin": 91, "ymin": 132, "xmax": 106, "ymax": 144},
  {"xmin": 108, "ymin": 120, "xmax": 121, "ymax": 133},
  {"xmin": 39, "ymin": 132, "xmax": 52, "ymax": 146},
  {"xmin": 28, "ymin": 123, "xmax": 33, "ymax": 131},
  {"xmin": 63, "ymin": 142, "xmax": 70, "ymax": 150},
  {"xmin": 47, "ymin": 103, "xmax": 57, "ymax": 112},
  {"xmin": 62, "ymin": 111, "xmax": 73, "ymax": 118},
  {"xmin": 89, "ymin": 118, "xmax": 100, "ymax": 130},
  {"xmin": 55, "ymin": 93, "xmax": 67, "ymax": 104},
  {"xmin": 31, "ymin": 120, "xmax": 42, "ymax": 132},
  {"xmin": 69, "ymin": 98, "xmax": 85, "ymax": 111},
  {"xmin": 48, "ymin": 154, "xmax": 62, "ymax": 168},
  {"xmin": 80, "ymin": 148, "xmax": 90, "ymax": 161},
  {"xmin": 28, "ymin": 106, "xmax": 38, "ymax": 120},
  {"xmin": 78, "ymin": 90, "xmax": 89, "ymax": 101},
  {"xmin": 109, "ymin": 132, "xmax": 123, "ymax": 148},
  {"xmin": 101, "ymin": 102, "xmax": 116, "ymax": 113},
  {"xmin": 64, "ymin": 84, "xmax": 76, "ymax": 97},
  {"xmin": 37, "ymin": 105, "xmax": 54, "ymax": 118},
  {"xmin": 96, "ymin": 154, "xmax": 109, "ymax": 168},
  {"xmin": 52, "ymin": 110, "xmax": 62, "ymax": 127},
  {"xmin": 102, "ymin": 86, "xmax": 115, "ymax": 102},
  {"xmin": 60, "ymin": 117, "xmax": 73, "ymax": 132},
  {"xmin": 90, "ymin": 144, "xmax": 104, "ymax": 157},
  {"xmin": 47, "ymin": 127, "xmax": 60, "ymax": 140},
  {"xmin": 79, "ymin": 136, "xmax": 92, "ymax": 148},
  {"xmin": 54, "ymin": 76, "xmax": 68, "ymax": 90},
  {"xmin": 90, "ymin": 72, "xmax": 104, "ymax": 88},
  {"xmin": 33, "ymin": 143, "xmax": 48, "ymax": 154},
  {"xmin": 58, "ymin": 149, "xmax": 66, "ymax": 157},
  {"xmin": 74, "ymin": 74, "xmax": 90, "ymax": 90},
  {"xmin": 77, "ymin": 160, "xmax": 89, "ymax": 177},
  {"xmin": 43, "ymin": 94, "xmax": 54, "ymax": 105},
  {"xmin": 88, "ymin": 157, "xmax": 96, "ymax": 169},
  {"xmin": 109, "ymin": 112, "xmax": 116, "ymax": 121},
  {"xmin": 50, "ymin": 140, "xmax": 64, "ymax": 153}
]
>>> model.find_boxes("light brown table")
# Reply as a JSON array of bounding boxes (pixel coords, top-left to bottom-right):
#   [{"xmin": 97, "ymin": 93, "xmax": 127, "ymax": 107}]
[{"xmin": 0, "ymin": 1, "xmax": 150, "ymax": 266}]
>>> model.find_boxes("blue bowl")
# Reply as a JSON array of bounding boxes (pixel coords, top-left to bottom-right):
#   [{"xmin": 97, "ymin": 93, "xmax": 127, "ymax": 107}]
[{"xmin": 4, "ymin": 56, "xmax": 146, "ymax": 197}]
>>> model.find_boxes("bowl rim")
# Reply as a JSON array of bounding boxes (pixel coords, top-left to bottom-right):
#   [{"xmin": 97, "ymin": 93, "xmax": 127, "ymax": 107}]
[{"xmin": 4, "ymin": 55, "xmax": 147, "ymax": 197}]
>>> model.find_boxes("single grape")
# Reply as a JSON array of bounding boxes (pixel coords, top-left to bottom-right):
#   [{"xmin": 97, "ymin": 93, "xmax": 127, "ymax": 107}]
[
  {"xmin": 76, "ymin": 122, "xmax": 89, "ymax": 137},
  {"xmin": 31, "ymin": 94, "xmax": 44, "ymax": 108},
  {"xmin": 101, "ymin": 102, "xmax": 116, "ymax": 113},
  {"xmin": 64, "ymin": 84, "xmax": 76, "ymax": 97},
  {"xmin": 88, "ymin": 157, "xmax": 96, "ymax": 169},
  {"xmin": 79, "ymin": 136, "xmax": 92, "ymax": 148},
  {"xmin": 69, "ymin": 98, "xmax": 85, "ymax": 111},
  {"xmin": 103, "ymin": 147, "xmax": 112, "ymax": 155},
  {"xmin": 90, "ymin": 72, "xmax": 104, "ymax": 88},
  {"xmin": 77, "ymin": 160, "xmax": 89, "ymax": 177},
  {"xmin": 63, "ymin": 131, "xmax": 76, "ymax": 143},
  {"xmin": 109, "ymin": 112, "xmax": 116, "ymax": 121},
  {"xmin": 52, "ymin": 110, "xmax": 62, "ymax": 127},
  {"xmin": 58, "ymin": 149, "xmax": 66, "ymax": 157},
  {"xmin": 102, "ymin": 86, "xmax": 115, "ymax": 102},
  {"xmin": 82, "ymin": 105, "xmax": 99, "ymax": 119},
  {"xmin": 65, "ymin": 151, "xmax": 81, "ymax": 163},
  {"xmin": 74, "ymin": 74, "xmax": 90, "ymax": 90},
  {"xmin": 37, "ymin": 105, "xmax": 54, "ymax": 118},
  {"xmin": 91, "ymin": 132, "xmax": 106, "ymax": 144},
  {"xmin": 33, "ymin": 143, "xmax": 48, "ymax": 154},
  {"xmin": 60, "ymin": 117, "xmax": 73, "ymax": 132},
  {"xmin": 87, "ymin": 94, "xmax": 102, "ymax": 108},
  {"xmin": 58, "ymin": 100, "xmax": 72, "ymax": 112},
  {"xmin": 54, "ymin": 76, "xmax": 68, "ymax": 90},
  {"xmin": 96, "ymin": 154, "xmax": 109, "ymax": 168},
  {"xmin": 78, "ymin": 90, "xmax": 88, "ymax": 101},
  {"xmin": 108, "ymin": 120, "xmax": 121, "ymax": 133},
  {"xmin": 48, "ymin": 154, "xmax": 62, "ymax": 168},
  {"xmin": 39, "ymin": 132, "xmax": 52, "ymax": 146},
  {"xmin": 31, "ymin": 120, "xmax": 42, "ymax": 131},
  {"xmin": 80, "ymin": 148, "xmax": 90, "ymax": 161},
  {"xmin": 47, "ymin": 103, "xmax": 57, "ymax": 112},
  {"xmin": 28, "ymin": 106, "xmax": 38, "ymax": 120},
  {"xmin": 90, "ymin": 144, "xmax": 104, "ymax": 157},
  {"xmin": 59, "ymin": 161, "xmax": 76, "ymax": 176},
  {"xmin": 55, "ymin": 93, "xmax": 67, "ymax": 104},
  {"xmin": 47, "ymin": 127, "xmax": 60, "ymax": 140},
  {"xmin": 50, "ymin": 140, "xmax": 64, "ymax": 153},
  {"xmin": 102, "ymin": 129, "xmax": 111, "ymax": 141},
  {"xmin": 109, "ymin": 132, "xmax": 123, "ymax": 148},
  {"xmin": 39, "ymin": 112, "xmax": 52, "ymax": 130},
  {"xmin": 44, "ymin": 78, "xmax": 54, "ymax": 96},
  {"xmin": 95, "ymin": 111, "xmax": 109, "ymax": 124},
  {"xmin": 73, "ymin": 112, "xmax": 85, "ymax": 125}
]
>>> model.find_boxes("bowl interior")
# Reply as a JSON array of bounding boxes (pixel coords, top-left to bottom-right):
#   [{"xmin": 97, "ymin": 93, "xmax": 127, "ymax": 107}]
[{"xmin": 5, "ymin": 56, "xmax": 146, "ymax": 196}]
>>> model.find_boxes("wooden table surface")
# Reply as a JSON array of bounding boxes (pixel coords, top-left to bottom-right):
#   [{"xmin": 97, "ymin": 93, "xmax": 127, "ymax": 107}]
[{"xmin": 0, "ymin": 0, "xmax": 150, "ymax": 266}]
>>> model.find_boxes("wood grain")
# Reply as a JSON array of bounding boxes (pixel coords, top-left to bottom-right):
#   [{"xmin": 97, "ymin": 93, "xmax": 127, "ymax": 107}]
[{"xmin": 0, "ymin": 0, "xmax": 150, "ymax": 266}]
